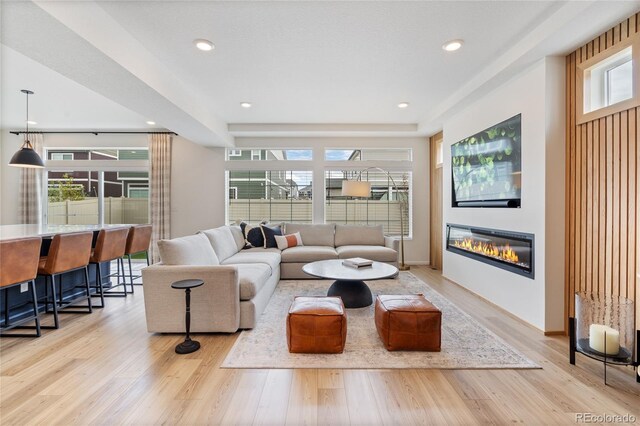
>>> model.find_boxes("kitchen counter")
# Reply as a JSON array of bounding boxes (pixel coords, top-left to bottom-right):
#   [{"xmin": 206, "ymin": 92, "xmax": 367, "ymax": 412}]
[{"xmin": 0, "ymin": 224, "xmax": 134, "ymax": 241}]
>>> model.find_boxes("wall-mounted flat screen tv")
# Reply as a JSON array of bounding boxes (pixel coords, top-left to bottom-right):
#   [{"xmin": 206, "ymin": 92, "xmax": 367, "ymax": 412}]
[{"xmin": 451, "ymin": 114, "xmax": 521, "ymax": 208}]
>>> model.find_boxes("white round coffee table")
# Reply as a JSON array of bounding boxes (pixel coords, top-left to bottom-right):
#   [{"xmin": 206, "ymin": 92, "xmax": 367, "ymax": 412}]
[{"xmin": 302, "ymin": 259, "xmax": 399, "ymax": 308}]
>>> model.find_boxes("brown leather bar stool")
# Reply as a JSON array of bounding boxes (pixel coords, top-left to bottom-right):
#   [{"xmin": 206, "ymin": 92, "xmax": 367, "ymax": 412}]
[
  {"xmin": 123, "ymin": 225, "xmax": 152, "ymax": 290},
  {"xmin": 37, "ymin": 232, "xmax": 93, "ymax": 329},
  {"xmin": 0, "ymin": 237, "xmax": 43, "ymax": 337},
  {"xmin": 90, "ymin": 228, "xmax": 130, "ymax": 308}
]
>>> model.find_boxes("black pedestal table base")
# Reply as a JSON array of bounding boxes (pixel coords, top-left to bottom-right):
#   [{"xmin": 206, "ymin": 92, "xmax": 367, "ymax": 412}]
[{"xmin": 327, "ymin": 280, "xmax": 373, "ymax": 308}]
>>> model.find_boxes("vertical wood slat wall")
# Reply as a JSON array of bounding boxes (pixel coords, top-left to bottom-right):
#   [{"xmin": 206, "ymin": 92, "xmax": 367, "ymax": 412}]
[
  {"xmin": 565, "ymin": 12, "xmax": 639, "ymax": 332},
  {"xmin": 429, "ymin": 131, "xmax": 444, "ymax": 270}
]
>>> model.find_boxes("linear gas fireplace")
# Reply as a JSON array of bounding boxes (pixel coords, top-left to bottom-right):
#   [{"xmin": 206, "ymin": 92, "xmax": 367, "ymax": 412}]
[{"xmin": 446, "ymin": 223, "xmax": 534, "ymax": 278}]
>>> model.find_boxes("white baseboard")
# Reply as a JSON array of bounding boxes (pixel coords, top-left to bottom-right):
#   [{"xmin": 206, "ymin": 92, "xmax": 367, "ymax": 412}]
[{"xmin": 406, "ymin": 261, "xmax": 430, "ymax": 266}]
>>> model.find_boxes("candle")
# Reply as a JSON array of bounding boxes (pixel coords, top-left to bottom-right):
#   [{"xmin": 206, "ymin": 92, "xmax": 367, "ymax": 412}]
[{"xmin": 589, "ymin": 324, "xmax": 620, "ymax": 355}]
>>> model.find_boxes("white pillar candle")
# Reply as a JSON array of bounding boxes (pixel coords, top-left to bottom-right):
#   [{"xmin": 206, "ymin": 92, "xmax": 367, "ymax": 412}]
[{"xmin": 589, "ymin": 324, "xmax": 620, "ymax": 355}]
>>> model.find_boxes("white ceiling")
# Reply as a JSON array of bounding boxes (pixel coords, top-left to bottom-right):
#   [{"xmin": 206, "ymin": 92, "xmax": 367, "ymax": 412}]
[
  {"xmin": 95, "ymin": 0, "xmax": 563, "ymax": 124},
  {"xmin": 1, "ymin": 1, "xmax": 639, "ymax": 145},
  {"xmin": 1, "ymin": 46, "xmax": 150, "ymax": 130}
]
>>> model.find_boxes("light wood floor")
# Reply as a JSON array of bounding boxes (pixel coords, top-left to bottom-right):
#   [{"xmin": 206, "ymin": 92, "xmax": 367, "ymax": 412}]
[{"xmin": 1, "ymin": 267, "xmax": 638, "ymax": 425}]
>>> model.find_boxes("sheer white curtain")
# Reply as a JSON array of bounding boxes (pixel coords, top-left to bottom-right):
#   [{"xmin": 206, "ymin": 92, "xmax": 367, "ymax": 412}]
[
  {"xmin": 19, "ymin": 133, "xmax": 44, "ymax": 224},
  {"xmin": 149, "ymin": 133, "xmax": 172, "ymax": 262}
]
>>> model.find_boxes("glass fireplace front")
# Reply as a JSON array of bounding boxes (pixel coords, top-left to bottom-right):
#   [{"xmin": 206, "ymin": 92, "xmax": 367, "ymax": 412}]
[{"xmin": 446, "ymin": 223, "xmax": 534, "ymax": 278}]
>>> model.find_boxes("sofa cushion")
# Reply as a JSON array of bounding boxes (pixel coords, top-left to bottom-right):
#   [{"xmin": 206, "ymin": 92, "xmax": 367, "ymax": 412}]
[
  {"xmin": 275, "ymin": 232, "xmax": 303, "ymax": 250},
  {"xmin": 335, "ymin": 225, "xmax": 384, "ymax": 247},
  {"xmin": 236, "ymin": 264, "xmax": 271, "ymax": 301},
  {"xmin": 222, "ymin": 248, "xmax": 281, "ymax": 273},
  {"xmin": 200, "ymin": 227, "xmax": 238, "ymax": 262},
  {"xmin": 229, "ymin": 225, "xmax": 246, "ymax": 252},
  {"xmin": 284, "ymin": 223, "xmax": 335, "ymax": 247},
  {"xmin": 281, "ymin": 246, "xmax": 339, "ymax": 263},
  {"xmin": 260, "ymin": 224, "xmax": 283, "ymax": 249},
  {"xmin": 240, "ymin": 221, "xmax": 266, "ymax": 248},
  {"xmin": 157, "ymin": 233, "xmax": 220, "ymax": 266},
  {"xmin": 336, "ymin": 245, "xmax": 398, "ymax": 263}
]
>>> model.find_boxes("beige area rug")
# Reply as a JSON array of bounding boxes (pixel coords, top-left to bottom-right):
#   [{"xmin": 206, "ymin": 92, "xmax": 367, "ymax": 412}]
[{"xmin": 222, "ymin": 272, "xmax": 540, "ymax": 369}]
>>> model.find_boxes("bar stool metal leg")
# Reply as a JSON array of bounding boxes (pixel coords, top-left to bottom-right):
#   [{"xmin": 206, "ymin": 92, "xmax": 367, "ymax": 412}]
[
  {"xmin": 3, "ymin": 291, "xmax": 8, "ymax": 327},
  {"xmin": 127, "ymin": 254, "xmax": 134, "ymax": 288},
  {"xmin": 0, "ymin": 280, "xmax": 42, "ymax": 338},
  {"xmin": 121, "ymin": 258, "xmax": 133, "ymax": 294},
  {"xmin": 92, "ymin": 263, "xmax": 106, "ymax": 308},
  {"xmin": 84, "ymin": 267, "xmax": 93, "ymax": 313},
  {"xmin": 49, "ymin": 275, "xmax": 60, "ymax": 329},
  {"xmin": 30, "ymin": 280, "xmax": 41, "ymax": 337}
]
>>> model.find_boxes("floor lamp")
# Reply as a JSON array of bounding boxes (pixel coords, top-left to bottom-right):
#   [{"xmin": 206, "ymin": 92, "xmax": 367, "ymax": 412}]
[{"xmin": 341, "ymin": 167, "xmax": 410, "ymax": 271}]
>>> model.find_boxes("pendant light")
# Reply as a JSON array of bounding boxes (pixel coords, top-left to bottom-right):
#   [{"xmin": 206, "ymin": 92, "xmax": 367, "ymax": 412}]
[{"xmin": 9, "ymin": 90, "xmax": 45, "ymax": 168}]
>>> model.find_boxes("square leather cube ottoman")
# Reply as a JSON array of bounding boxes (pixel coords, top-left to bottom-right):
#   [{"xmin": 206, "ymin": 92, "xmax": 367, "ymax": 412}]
[
  {"xmin": 375, "ymin": 294, "xmax": 441, "ymax": 351},
  {"xmin": 286, "ymin": 296, "xmax": 347, "ymax": 354}
]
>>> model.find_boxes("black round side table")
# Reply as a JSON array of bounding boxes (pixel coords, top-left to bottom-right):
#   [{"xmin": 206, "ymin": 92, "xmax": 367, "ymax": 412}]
[{"xmin": 171, "ymin": 279, "xmax": 204, "ymax": 354}]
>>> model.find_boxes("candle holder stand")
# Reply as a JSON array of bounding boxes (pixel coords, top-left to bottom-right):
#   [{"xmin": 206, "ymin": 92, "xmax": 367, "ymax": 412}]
[{"xmin": 569, "ymin": 292, "xmax": 638, "ymax": 385}]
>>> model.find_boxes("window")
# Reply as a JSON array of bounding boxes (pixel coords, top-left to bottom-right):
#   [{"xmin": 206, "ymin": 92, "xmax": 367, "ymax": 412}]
[
  {"xmin": 226, "ymin": 170, "xmax": 313, "ymax": 224},
  {"xmin": 585, "ymin": 47, "xmax": 632, "ymax": 113},
  {"xmin": 226, "ymin": 149, "xmax": 313, "ymax": 161},
  {"xmin": 50, "ymin": 152, "xmax": 74, "ymax": 160},
  {"xmin": 46, "ymin": 148, "xmax": 149, "ymax": 161},
  {"xmin": 45, "ymin": 147, "xmax": 149, "ymax": 225},
  {"xmin": 325, "ymin": 148, "xmax": 411, "ymax": 161},
  {"xmin": 578, "ymin": 36, "xmax": 639, "ymax": 124},
  {"xmin": 325, "ymin": 170, "xmax": 411, "ymax": 237},
  {"xmin": 606, "ymin": 58, "xmax": 632, "ymax": 105},
  {"xmin": 224, "ymin": 147, "xmax": 413, "ymax": 234}
]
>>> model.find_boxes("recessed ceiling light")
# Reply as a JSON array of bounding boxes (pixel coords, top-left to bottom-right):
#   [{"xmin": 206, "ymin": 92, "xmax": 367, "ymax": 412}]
[
  {"xmin": 240, "ymin": 102, "xmax": 252, "ymax": 108},
  {"xmin": 194, "ymin": 39, "xmax": 214, "ymax": 51},
  {"xmin": 397, "ymin": 102, "xmax": 409, "ymax": 108},
  {"xmin": 26, "ymin": 120, "xmax": 37, "ymax": 125},
  {"xmin": 146, "ymin": 120, "xmax": 156, "ymax": 125},
  {"xmin": 442, "ymin": 39, "xmax": 464, "ymax": 52}
]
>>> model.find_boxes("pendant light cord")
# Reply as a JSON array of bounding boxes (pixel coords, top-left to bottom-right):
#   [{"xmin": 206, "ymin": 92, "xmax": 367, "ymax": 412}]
[
  {"xmin": 25, "ymin": 91, "xmax": 29, "ymax": 134},
  {"xmin": 23, "ymin": 91, "xmax": 34, "ymax": 149}
]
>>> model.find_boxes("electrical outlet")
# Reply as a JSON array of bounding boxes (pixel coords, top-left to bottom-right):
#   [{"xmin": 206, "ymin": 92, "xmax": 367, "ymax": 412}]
[{"xmin": 20, "ymin": 283, "xmax": 28, "ymax": 293}]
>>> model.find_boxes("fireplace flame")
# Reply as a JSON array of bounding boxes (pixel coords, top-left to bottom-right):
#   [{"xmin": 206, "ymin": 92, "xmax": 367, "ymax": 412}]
[{"xmin": 453, "ymin": 238, "xmax": 520, "ymax": 264}]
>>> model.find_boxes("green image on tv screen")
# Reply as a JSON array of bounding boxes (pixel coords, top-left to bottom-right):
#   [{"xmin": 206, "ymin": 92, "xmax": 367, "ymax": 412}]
[{"xmin": 451, "ymin": 114, "xmax": 521, "ymax": 205}]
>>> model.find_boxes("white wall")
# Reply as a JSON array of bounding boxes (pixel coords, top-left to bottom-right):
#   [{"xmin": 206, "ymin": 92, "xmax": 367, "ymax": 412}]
[
  {"xmin": 170, "ymin": 137, "xmax": 225, "ymax": 237},
  {"xmin": 442, "ymin": 57, "xmax": 565, "ymax": 332}
]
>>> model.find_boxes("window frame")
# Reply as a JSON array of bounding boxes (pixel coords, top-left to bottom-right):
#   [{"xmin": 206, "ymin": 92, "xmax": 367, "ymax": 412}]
[{"xmin": 577, "ymin": 32, "xmax": 640, "ymax": 124}]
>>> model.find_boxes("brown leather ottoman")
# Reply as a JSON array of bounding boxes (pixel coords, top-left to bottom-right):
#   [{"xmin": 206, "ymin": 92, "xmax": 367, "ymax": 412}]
[
  {"xmin": 375, "ymin": 294, "xmax": 441, "ymax": 351},
  {"xmin": 286, "ymin": 296, "xmax": 347, "ymax": 354}
]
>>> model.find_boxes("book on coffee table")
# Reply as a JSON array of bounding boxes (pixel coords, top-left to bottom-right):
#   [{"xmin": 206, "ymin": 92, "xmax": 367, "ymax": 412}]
[{"xmin": 342, "ymin": 257, "xmax": 373, "ymax": 268}]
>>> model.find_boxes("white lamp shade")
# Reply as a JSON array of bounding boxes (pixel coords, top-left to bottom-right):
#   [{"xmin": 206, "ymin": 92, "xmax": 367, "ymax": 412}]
[{"xmin": 341, "ymin": 180, "xmax": 371, "ymax": 197}]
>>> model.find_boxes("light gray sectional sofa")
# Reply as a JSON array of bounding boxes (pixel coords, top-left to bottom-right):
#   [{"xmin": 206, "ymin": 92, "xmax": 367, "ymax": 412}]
[{"xmin": 142, "ymin": 223, "xmax": 399, "ymax": 333}]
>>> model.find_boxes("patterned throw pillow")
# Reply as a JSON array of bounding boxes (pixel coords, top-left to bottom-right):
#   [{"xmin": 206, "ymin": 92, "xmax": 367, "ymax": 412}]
[
  {"xmin": 260, "ymin": 224, "xmax": 283, "ymax": 249},
  {"xmin": 240, "ymin": 221, "xmax": 267, "ymax": 248},
  {"xmin": 274, "ymin": 232, "xmax": 304, "ymax": 250}
]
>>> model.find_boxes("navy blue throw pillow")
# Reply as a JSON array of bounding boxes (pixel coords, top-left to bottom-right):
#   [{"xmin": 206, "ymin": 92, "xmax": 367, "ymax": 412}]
[
  {"xmin": 240, "ymin": 221, "xmax": 266, "ymax": 248},
  {"xmin": 260, "ymin": 224, "xmax": 283, "ymax": 249}
]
